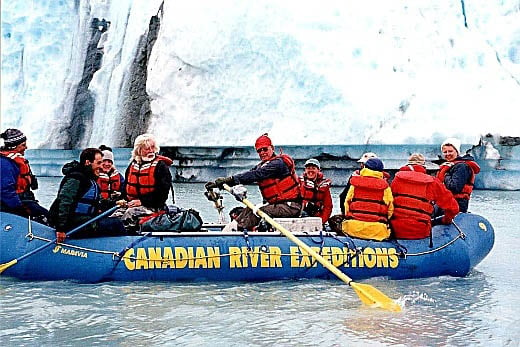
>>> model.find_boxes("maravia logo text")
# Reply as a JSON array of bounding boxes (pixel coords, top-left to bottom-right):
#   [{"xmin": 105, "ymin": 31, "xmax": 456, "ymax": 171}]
[{"xmin": 52, "ymin": 245, "xmax": 88, "ymax": 258}]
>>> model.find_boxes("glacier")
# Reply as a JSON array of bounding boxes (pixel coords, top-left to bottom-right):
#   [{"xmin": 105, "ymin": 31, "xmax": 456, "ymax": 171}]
[{"xmin": 1, "ymin": 0, "xmax": 519, "ymax": 148}]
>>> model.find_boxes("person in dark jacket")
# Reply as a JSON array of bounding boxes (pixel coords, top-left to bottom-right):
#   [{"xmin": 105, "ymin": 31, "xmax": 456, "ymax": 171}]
[
  {"xmin": 206, "ymin": 133, "xmax": 302, "ymax": 230},
  {"xmin": 49, "ymin": 148, "xmax": 126, "ymax": 243},
  {"xmin": 0, "ymin": 128, "xmax": 49, "ymax": 222},
  {"xmin": 436, "ymin": 138, "xmax": 480, "ymax": 213}
]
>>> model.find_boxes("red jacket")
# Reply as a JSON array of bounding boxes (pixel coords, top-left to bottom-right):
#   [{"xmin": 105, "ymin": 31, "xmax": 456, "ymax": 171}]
[
  {"xmin": 300, "ymin": 171, "xmax": 333, "ymax": 223},
  {"xmin": 391, "ymin": 165, "xmax": 459, "ymax": 239}
]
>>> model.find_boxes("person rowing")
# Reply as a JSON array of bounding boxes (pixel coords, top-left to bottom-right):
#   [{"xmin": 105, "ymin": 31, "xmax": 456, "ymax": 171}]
[{"xmin": 206, "ymin": 133, "xmax": 302, "ymax": 231}]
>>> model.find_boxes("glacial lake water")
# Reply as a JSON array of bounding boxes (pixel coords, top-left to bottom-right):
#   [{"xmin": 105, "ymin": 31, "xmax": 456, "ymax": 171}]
[{"xmin": 1, "ymin": 178, "xmax": 519, "ymax": 346}]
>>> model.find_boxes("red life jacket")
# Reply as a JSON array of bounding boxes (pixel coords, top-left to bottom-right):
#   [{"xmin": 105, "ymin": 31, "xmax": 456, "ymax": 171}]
[
  {"xmin": 347, "ymin": 175, "xmax": 389, "ymax": 223},
  {"xmin": 437, "ymin": 160, "xmax": 480, "ymax": 201},
  {"xmin": 126, "ymin": 155, "xmax": 172, "ymax": 201},
  {"xmin": 0, "ymin": 150, "xmax": 32, "ymax": 193},
  {"xmin": 97, "ymin": 169, "xmax": 122, "ymax": 199},
  {"xmin": 391, "ymin": 171, "xmax": 435, "ymax": 238},
  {"xmin": 300, "ymin": 171, "xmax": 331, "ymax": 212},
  {"xmin": 258, "ymin": 154, "xmax": 301, "ymax": 204}
]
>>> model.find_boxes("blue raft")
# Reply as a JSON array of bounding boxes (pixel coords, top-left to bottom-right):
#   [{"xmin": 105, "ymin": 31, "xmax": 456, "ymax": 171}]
[{"xmin": 0, "ymin": 212, "xmax": 494, "ymax": 283}]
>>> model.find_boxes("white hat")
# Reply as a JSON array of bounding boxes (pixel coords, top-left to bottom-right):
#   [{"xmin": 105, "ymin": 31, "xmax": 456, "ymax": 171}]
[
  {"xmin": 102, "ymin": 150, "xmax": 114, "ymax": 163},
  {"xmin": 441, "ymin": 138, "xmax": 461, "ymax": 154},
  {"xmin": 304, "ymin": 158, "xmax": 321, "ymax": 169},
  {"xmin": 357, "ymin": 152, "xmax": 377, "ymax": 163}
]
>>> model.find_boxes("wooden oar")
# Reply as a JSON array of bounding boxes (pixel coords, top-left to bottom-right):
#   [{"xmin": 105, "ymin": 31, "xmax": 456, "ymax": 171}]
[
  {"xmin": 0, "ymin": 206, "xmax": 119, "ymax": 274},
  {"xmin": 223, "ymin": 184, "xmax": 402, "ymax": 312}
]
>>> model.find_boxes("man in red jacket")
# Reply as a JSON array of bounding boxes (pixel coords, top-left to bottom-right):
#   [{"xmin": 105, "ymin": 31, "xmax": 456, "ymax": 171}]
[
  {"xmin": 206, "ymin": 133, "xmax": 301, "ymax": 230},
  {"xmin": 390, "ymin": 153, "xmax": 459, "ymax": 239}
]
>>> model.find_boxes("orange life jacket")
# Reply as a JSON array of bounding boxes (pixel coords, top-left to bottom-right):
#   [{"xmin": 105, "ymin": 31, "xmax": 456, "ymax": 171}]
[
  {"xmin": 126, "ymin": 155, "xmax": 172, "ymax": 201},
  {"xmin": 0, "ymin": 150, "xmax": 32, "ymax": 194},
  {"xmin": 258, "ymin": 154, "xmax": 301, "ymax": 204},
  {"xmin": 436, "ymin": 160, "xmax": 480, "ymax": 201},
  {"xmin": 347, "ymin": 175, "xmax": 389, "ymax": 223},
  {"xmin": 97, "ymin": 170, "xmax": 122, "ymax": 199},
  {"xmin": 300, "ymin": 172, "xmax": 331, "ymax": 212},
  {"xmin": 391, "ymin": 171, "xmax": 435, "ymax": 235}
]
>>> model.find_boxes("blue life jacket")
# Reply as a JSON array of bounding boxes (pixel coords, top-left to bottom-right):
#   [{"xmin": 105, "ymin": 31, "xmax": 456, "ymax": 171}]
[{"xmin": 74, "ymin": 180, "xmax": 100, "ymax": 216}]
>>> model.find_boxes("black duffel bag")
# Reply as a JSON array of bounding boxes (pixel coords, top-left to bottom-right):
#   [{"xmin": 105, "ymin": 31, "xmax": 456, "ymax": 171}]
[{"xmin": 141, "ymin": 206, "xmax": 203, "ymax": 233}]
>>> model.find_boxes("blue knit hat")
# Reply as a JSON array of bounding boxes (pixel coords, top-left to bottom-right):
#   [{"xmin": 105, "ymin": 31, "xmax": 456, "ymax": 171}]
[{"xmin": 365, "ymin": 158, "xmax": 384, "ymax": 172}]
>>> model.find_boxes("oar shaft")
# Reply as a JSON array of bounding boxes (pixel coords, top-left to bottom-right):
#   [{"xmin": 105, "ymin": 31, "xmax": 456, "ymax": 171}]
[
  {"xmin": 240, "ymin": 196, "xmax": 354, "ymax": 285},
  {"xmin": 222, "ymin": 184, "xmax": 354, "ymax": 284}
]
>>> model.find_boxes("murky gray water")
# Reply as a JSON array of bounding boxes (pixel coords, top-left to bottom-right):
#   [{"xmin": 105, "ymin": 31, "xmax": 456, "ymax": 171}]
[{"xmin": 1, "ymin": 179, "xmax": 519, "ymax": 346}]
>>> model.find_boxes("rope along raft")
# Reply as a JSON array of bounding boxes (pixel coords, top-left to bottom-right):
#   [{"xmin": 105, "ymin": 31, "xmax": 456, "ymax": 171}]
[{"xmin": 25, "ymin": 228, "xmax": 466, "ymax": 266}]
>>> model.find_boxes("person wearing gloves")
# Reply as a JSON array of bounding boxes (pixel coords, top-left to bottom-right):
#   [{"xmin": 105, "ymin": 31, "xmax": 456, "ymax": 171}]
[
  {"xmin": 206, "ymin": 133, "xmax": 301, "ymax": 230},
  {"xmin": 390, "ymin": 153, "xmax": 459, "ymax": 239},
  {"xmin": 341, "ymin": 158, "xmax": 393, "ymax": 241},
  {"xmin": 0, "ymin": 128, "xmax": 49, "ymax": 222},
  {"xmin": 299, "ymin": 158, "xmax": 333, "ymax": 224},
  {"xmin": 437, "ymin": 138, "xmax": 480, "ymax": 213}
]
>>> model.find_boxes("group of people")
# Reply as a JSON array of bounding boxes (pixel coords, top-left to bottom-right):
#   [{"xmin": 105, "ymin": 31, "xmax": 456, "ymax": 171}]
[
  {"xmin": 206, "ymin": 134, "xmax": 480, "ymax": 241},
  {"xmin": 1, "ymin": 128, "xmax": 480, "ymax": 243},
  {"xmin": 0, "ymin": 130, "xmax": 173, "ymax": 242},
  {"xmin": 206, "ymin": 134, "xmax": 334, "ymax": 232}
]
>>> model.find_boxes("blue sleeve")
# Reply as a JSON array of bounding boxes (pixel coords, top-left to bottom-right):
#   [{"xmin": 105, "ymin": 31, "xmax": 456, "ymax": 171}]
[
  {"xmin": 118, "ymin": 172, "xmax": 126, "ymax": 193},
  {"xmin": 234, "ymin": 158, "xmax": 290, "ymax": 184},
  {"xmin": 444, "ymin": 163, "xmax": 472, "ymax": 194},
  {"xmin": 0, "ymin": 158, "xmax": 23, "ymax": 208}
]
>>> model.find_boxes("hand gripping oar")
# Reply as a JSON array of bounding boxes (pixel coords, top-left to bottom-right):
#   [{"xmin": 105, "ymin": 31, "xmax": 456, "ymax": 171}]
[
  {"xmin": 223, "ymin": 184, "xmax": 401, "ymax": 312},
  {"xmin": 0, "ymin": 206, "xmax": 119, "ymax": 274},
  {"xmin": 205, "ymin": 187, "xmax": 226, "ymax": 223}
]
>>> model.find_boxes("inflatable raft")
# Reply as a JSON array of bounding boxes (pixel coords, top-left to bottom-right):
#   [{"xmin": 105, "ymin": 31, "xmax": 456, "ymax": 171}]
[{"xmin": 0, "ymin": 212, "xmax": 494, "ymax": 283}]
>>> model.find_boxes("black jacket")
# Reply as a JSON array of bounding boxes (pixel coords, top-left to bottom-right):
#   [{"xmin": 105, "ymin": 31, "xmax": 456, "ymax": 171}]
[{"xmin": 49, "ymin": 161, "xmax": 100, "ymax": 230}]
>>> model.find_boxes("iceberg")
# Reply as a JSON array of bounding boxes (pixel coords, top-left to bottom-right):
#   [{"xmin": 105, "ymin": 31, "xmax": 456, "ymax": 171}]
[{"xmin": 1, "ymin": 0, "xmax": 519, "ymax": 148}]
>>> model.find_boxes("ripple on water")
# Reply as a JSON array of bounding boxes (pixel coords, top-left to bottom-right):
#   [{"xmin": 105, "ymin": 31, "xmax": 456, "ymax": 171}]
[{"xmin": 1, "ymin": 188, "xmax": 519, "ymax": 345}]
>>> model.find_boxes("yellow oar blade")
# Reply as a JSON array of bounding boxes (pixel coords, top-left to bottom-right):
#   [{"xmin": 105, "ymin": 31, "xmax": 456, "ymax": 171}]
[
  {"xmin": 351, "ymin": 282, "xmax": 402, "ymax": 312},
  {"xmin": 0, "ymin": 259, "xmax": 18, "ymax": 274}
]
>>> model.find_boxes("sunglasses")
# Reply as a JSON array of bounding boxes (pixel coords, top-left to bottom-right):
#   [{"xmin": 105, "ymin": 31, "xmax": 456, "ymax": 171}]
[{"xmin": 256, "ymin": 147, "xmax": 270, "ymax": 153}]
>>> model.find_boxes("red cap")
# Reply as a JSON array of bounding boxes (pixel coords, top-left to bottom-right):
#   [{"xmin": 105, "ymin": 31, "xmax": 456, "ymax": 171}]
[{"xmin": 254, "ymin": 133, "xmax": 272, "ymax": 149}]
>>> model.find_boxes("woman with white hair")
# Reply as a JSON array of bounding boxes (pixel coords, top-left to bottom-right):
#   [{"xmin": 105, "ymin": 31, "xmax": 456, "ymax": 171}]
[
  {"xmin": 437, "ymin": 138, "xmax": 480, "ymax": 213},
  {"xmin": 124, "ymin": 134, "xmax": 173, "ymax": 210}
]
